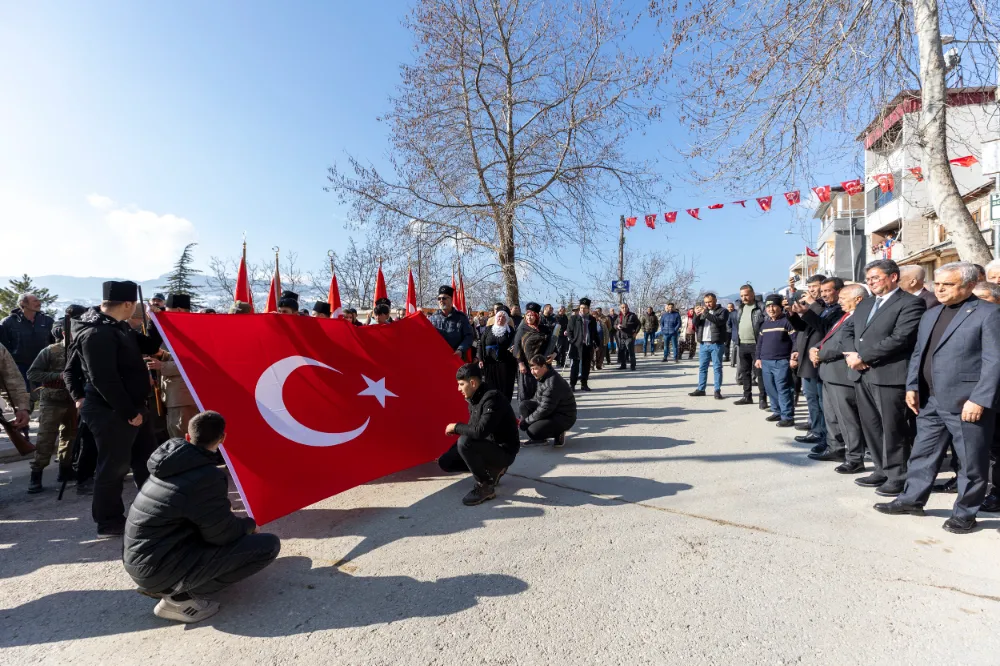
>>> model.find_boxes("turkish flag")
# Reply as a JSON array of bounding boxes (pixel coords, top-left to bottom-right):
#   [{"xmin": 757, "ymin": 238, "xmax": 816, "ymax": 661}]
[
  {"xmin": 732, "ymin": 200, "xmax": 747, "ymax": 207},
  {"xmin": 373, "ymin": 264, "xmax": 388, "ymax": 309},
  {"xmin": 784, "ymin": 190, "xmax": 801, "ymax": 205},
  {"xmin": 874, "ymin": 173, "xmax": 895, "ymax": 193},
  {"xmin": 950, "ymin": 155, "xmax": 978, "ymax": 167},
  {"xmin": 686, "ymin": 208, "xmax": 700, "ymax": 220},
  {"xmin": 664, "ymin": 211, "xmax": 677, "ymax": 223},
  {"xmin": 151, "ymin": 311, "xmax": 468, "ymax": 524},
  {"xmin": 625, "ymin": 216, "xmax": 637, "ymax": 228},
  {"xmin": 456, "ymin": 269, "xmax": 467, "ymax": 313},
  {"xmin": 405, "ymin": 269, "xmax": 418, "ymax": 315},
  {"xmin": 909, "ymin": 167, "xmax": 924, "ymax": 181},
  {"xmin": 264, "ymin": 268, "xmax": 281, "ymax": 314},
  {"xmin": 805, "ymin": 246, "xmax": 819, "ymax": 257},
  {"xmin": 328, "ymin": 273, "xmax": 343, "ymax": 319},
  {"xmin": 841, "ymin": 179, "xmax": 863, "ymax": 195},
  {"xmin": 811, "ymin": 185, "xmax": 831, "ymax": 203},
  {"xmin": 756, "ymin": 196, "xmax": 772, "ymax": 212},
  {"xmin": 708, "ymin": 203, "xmax": 724, "ymax": 210},
  {"xmin": 235, "ymin": 253, "xmax": 254, "ymax": 312},
  {"xmin": 645, "ymin": 214, "xmax": 656, "ymax": 229}
]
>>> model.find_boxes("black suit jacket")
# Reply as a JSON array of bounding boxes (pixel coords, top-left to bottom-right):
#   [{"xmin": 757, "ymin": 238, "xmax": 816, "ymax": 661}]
[
  {"xmin": 841, "ymin": 290, "xmax": 926, "ymax": 385},
  {"xmin": 568, "ymin": 314, "xmax": 599, "ymax": 351},
  {"xmin": 916, "ymin": 288, "xmax": 940, "ymax": 310},
  {"xmin": 815, "ymin": 314, "xmax": 853, "ymax": 386},
  {"xmin": 790, "ymin": 301, "xmax": 844, "ymax": 380}
]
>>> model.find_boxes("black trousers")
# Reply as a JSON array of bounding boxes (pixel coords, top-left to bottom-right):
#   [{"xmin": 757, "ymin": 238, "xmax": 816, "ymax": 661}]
[
  {"xmin": 854, "ymin": 377, "xmax": 911, "ymax": 484},
  {"xmin": 556, "ymin": 337, "xmax": 569, "ymax": 366},
  {"xmin": 618, "ymin": 337, "xmax": 636, "ymax": 369},
  {"xmin": 518, "ymin": 369, "xmax": 537, "ymax": 401},
  {"xmin": 898, "ymin": 396, "xmax": 995, "ymax": 519},
  {"xmin": 825, "ymin": 382, "xmax": 865, "ymax": 462},
  {"xmin": 82, "ymin": 402, "xmax": 158, "ymax": 529},
  {"xmin": 439, "ymin": 436, "xmax": 515, "ymax": 485},
  {"xmin": 722, "ymin": 337, "xmax": 731, "ymax": 362},
  {"xmin": 519, "ymin": 401, "xmax": 575, "ymax": 440},
  {"xmin": 991, "ymin": 414, "xmax": 1000, "ymax": 491},
  {"xmin": 570, "ymin": 346, "xmax": 593, "ymax": 387},
  {"xmin": 737, "ymin": 343, "xmax": 762, "ymax": 399},
  {"xmin": 139, "ymin": 533, "xmax": 282, "ymax": 597}
]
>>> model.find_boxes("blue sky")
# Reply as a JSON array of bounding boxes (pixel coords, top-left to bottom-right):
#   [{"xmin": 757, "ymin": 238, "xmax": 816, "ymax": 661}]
[{"xmin": 1, "ymin": 1, "xmax": 844, "ymax": 302}]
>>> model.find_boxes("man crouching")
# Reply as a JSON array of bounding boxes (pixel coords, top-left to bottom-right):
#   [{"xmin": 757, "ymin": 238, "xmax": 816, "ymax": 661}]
[
  {"xmin": 441, "ymin": 363, "xmax": 520, "ymax": 506},
  {"xmin": 123, "ymin": 410, "xmax": 280, "ymax": 623}
]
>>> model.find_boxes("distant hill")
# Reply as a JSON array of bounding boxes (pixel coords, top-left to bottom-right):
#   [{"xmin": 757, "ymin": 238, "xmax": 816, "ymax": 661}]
[{"xmin": 0, "ymin": 274, "xmax": 216, "ymax": 312}]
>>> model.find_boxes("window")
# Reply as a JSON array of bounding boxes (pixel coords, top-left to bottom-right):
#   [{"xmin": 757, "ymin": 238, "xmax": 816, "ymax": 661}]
[
  {"xmin": 937, "ymin": 224, "xmax": 948, "ymax": 243},
  {"xmin": 972, "ymin": 208, "xmax": 983, "ymax": 228}
]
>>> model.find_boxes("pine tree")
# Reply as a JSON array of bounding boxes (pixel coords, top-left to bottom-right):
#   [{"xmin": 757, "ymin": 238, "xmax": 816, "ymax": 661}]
[
  {"xmin": 160, "ymin": 243, "xmax": 202, "ymax": 308},
  {"xmin": 0, "ymin": 274, "xmax": 58, "ymax": 316}
]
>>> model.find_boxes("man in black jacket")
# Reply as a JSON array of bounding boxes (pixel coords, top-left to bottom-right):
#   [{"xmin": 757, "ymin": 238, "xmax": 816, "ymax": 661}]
[
  {"xmin": 690, "ymin": 292, "xmax": 729, "ymax": 399},
  {"xmin": 732, "ymin": 286, "xmax": 766, "ymax": 407},
  {"xmin": 441, "ymin": 364, "xmax": 520, "ymax": 506},
  {"xmin": 615, "ymin": 303, "xmax": 640, "ymax": 370},
  {"xmin": 124, "ymin": 411, "xmax": 281, "ymax": 623},
  {"xmin": 68, "ymin": 281, "xmax": 164, "ymax": 537},
  {"xmin": 567, "ymin": 298, "xmax": 599, "ymax": 391},
  {"xmin": 519, "ymin": 355, "xmax": 577, "ymax": 447}
]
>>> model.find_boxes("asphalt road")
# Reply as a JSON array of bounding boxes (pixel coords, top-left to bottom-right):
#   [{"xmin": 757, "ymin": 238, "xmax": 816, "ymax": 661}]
[{"xmin": 2, "ymin": 355, "xmax": 1000, "ymax": 665}]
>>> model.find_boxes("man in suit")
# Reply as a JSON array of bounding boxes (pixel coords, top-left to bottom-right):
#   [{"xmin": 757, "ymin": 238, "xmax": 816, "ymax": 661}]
[
  {"xmin": 809, "ymin": 284, "xmax": 868, "ymax": 469},
  {"xmin": 900, "ymin": 265, "xmax": 940, "ymax": 309},
  {"xmin": 840, "ymin": 259, "xmax": 926, "ymax": 497},
  {"xmin": 874, "ymin": 262, "xmax": 1000, "ymax": 533},
  {"xmin": 567, "ymin": 298, "xmax": 599, "ymax": 392}
]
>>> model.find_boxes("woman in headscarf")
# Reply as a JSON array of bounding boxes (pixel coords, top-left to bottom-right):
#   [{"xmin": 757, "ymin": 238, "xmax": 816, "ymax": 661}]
[{"xmin": 478, "ymin": 309, "xmax": 517, "ymax": 401}]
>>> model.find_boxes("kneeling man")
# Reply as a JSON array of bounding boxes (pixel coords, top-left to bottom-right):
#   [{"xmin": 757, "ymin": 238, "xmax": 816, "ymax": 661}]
[
  {"xmin": 441, "ymin": 363, "xmax": 520, "ymax": 506},
  {"xmin": 124, "ymin": 411, "xmax": 281, "ymax": 622},
  {"xmin": 519, "ymin": 355, "xmax": 577, "ymax": 447}
]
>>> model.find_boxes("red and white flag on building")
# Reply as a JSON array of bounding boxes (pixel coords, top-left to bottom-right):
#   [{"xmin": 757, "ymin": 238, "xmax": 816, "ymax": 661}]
[
  {"xmin": 664, "ymin": 211, "xmax": 677, "ymax": 223},
  {"xmin": 686, "ymin": 208, "xmax": 701, "ymax": 220},
  {"xmin": 950, "ymin": 155, "xmax": 978, "ymax": 167},
  {"xmin": 874, "ymin": 173, "xmax": 895, "ymax": 193},
  {"xmin": 405, "ymin": 269, "xmax": 418, "ymax": 315},
  {"xmin": 806, "ymin": 247, "xmax": 819, "ymax": 257},
  {"xmin": 784, "ymin": 190, "xmax": 801, "ymax": 206},
  {"xmin": 841, "ymin": 179, "xmax": 864, "ymax": 195},
  {"xmin": 909, "ymin": 167, "xmax": 924, "ymax": 181},
  {"xmin": 756, "ymin": 196, "xmax": 772, "ymax": 212},
  {"xmin": 151, "ymin": 311, "xmax": 468, "ymax": 524},
  {"xmin": 811, "ymin": 185, "xmax": 831, "ymax": 203},
  {"xmin": 645, "ymin": 214, "xmax": 656, "ymax": 229}
]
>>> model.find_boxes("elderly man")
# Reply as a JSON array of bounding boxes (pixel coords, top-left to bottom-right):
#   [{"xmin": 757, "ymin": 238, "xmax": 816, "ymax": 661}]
[
  {"xmin": 429, "ymin": 286, "xmax": 474, "ymax": 357},
  {"xmin": 733, "ymin": 286, "xmax": 766, "ymax": 408},
  {"xmin": 615, "ymin": 303, "xmax": 640, "ymax": 370},
  {"xmin": 1, "ymin": 293, "xmax": 56, "ymax": 416},
  {"xmin": 899, "ymin": 265, "xmax": 939, "ymax": 309},
  {"xmin": 874, "ymin": 262, "xmax": 1000, "ymax": 533},
  {"xmin": 973, "ymin": 281, "xmax": 1000, "ymax": 304},
  {"xmin": 986, "ymin": 259, "xmax": 1000, "ymax": 285},
  {"xmin": 690, "ymin": 293, "xmax": 729, "ymax": 398},
  {"xmin": 841, "ymin": 259, "xmax": 926, "ymax": 497},
  {"xmin": 567, "ymin": 298, "xmax": 599, "ymax": 392}
]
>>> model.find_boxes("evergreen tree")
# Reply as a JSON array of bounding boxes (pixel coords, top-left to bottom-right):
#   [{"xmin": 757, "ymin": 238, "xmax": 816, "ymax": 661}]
[
  {"xmin": 160, "ymin": 243, "xmax": 202, "ymax": 308},
  {"xmin": 0, "ymin": 274, "xmax": 58, "ymax": 316}
]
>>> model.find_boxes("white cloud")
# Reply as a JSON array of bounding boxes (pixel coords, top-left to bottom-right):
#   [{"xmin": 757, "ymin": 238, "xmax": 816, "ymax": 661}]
[{"xmin": 0, "ymin": 191, "xmax": 197, "ymax": 280}]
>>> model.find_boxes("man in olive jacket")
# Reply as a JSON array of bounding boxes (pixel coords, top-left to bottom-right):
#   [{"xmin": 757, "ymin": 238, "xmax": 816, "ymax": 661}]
[{"xmin": 124, "ymin": 411, "xmax": 280, "ymax": 623}]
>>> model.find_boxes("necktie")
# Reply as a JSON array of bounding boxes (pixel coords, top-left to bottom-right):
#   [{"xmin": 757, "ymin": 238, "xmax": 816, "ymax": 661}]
[
  {"xmin": 819, "ymin": 313, "xmax": 849, "ymax": 349},
  {"xmin": 866, "ymin": 297, "xmax": 882, "ymax": 325}
]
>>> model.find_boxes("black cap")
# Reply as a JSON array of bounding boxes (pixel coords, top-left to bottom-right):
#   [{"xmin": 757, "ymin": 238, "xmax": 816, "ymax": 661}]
[
  {"xmin": 313, "ymin": 301, "xmax": 331, "ymax": 315},
  {"xmin": 165, "ymin": 293, "xmax": 191, "ymax": 309},
  {"xmin": 299, "ymin": 309, "xmax": 310, "ymax": 316},
  {"xmin": 103, "ymin": 280, "xmax": 138, "ymax": 302},
  {"xmin": 375, "ymin": 297, "xmax": 391, "ymax": 307},
  {"xmin": 438, "ymin": 285, "xmax": 454, "ymax": 297},
  {"xmin": 765, "ymin": 294, "xmax": 784, "ymax": 307},
  {"xmin": 152, "ymin": 292, "xmax": 166, "ymax": 301},
  {"xmin": 525, "ymin": 302, "xmax": 541, "ymax": 313},
  {"xmin": 579, "ymin": 297, "xmax": 591, "ymax": 307},
  {"xmin": 280, "ymin": 290, "xmax": 299, "ymax": 302},
  {"xmin": 278, "ymin": 298, "xmax": 298, "ymax": 310}
]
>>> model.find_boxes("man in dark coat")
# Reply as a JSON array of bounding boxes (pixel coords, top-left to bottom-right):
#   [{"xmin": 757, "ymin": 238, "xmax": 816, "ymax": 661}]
[
  {"xmin": 67, "ymin": 281, "xmax": 163, "ymax": 537},
  {"xmin": 429, "ymin": 286, "xmax": 474, "ymax": 357},
  {"xmin": 124, "ymin": 411, "xmax": 281, "ymax": 622},
  {"xmin": 615, "ymin": 303, "xmax": 640, "ymax": 370},
  {"xmin": 567, "ymin": 298, "xmax": 599, "ymax": 391},
  {"xmin": 519, "ymin": 355, "xmax": 577, "ymax": 447},
  {"xmin": 440, "ymin": 364, "xmax": 520, "ymax": 506},
  {"xmin": 513, "ymin": 302, "xmax": 551, "ymax": 400},
  {"xmin": 555, "ymin": 306, "xmax": 570, "ymax": 367}
]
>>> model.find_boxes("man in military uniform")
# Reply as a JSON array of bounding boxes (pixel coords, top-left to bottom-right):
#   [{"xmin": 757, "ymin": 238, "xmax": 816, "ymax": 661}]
[
  {"xmin": 312, "ymin": 301, "xmax": 331, "ymax": 318},
  {"xmin": 68, "ymin": 281, "xmax": 163, "ymax": 537},
  {"xmin": 429, "ymin": 286, "xmax": 474, "ymax": 357},
  {"xmin": 567, "ymin": 298, "xmax": 599, "ymax": 392},
  {"xmin": 25, "ymin": 323, "xmax": 76, "ymax": 493}
]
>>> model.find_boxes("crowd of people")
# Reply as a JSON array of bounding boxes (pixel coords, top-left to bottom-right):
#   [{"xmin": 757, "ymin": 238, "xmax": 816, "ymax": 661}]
[{"xmin": 2, "ymin": 258, "xmax": 1000, "ymax": 623}]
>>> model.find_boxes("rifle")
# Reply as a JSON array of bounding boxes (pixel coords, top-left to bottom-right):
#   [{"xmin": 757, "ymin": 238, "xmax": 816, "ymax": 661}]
[
  {"xmin": 58, "ymin": 312, "xmax": 77, "ymax": 500},
  {"xmin": 137, "ymin": 286, "xmax": 165, "ymax": 417},
  {"xmin": 0, "ymin": 411, "xmax": 35, "ymax": 455}
]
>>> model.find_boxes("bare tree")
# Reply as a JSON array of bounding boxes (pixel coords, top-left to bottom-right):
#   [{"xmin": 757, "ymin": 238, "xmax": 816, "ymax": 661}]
[
  {"xmin": 327, "ymin": 0, "xmax": 665, "ymax": 306},
  {"xmin": 207, "ymin": 251, "xmax": 310, "ymax": 310},
  {"xmin": 590, "ymin": 249, "xmax": 697, "ymax": 310},
  {"xmin": 652, "ymin": 0, "xmax": 999, "ymax": 264}
]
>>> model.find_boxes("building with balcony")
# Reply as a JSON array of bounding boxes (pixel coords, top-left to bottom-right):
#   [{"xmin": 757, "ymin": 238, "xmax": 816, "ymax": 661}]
[
  {"xmin": 813, "ymin": 186, "xmax": 866, "ymax": 282},
  {"xmin": 858, "ymin": 86, "xmax": 998, "ymax": 273}
]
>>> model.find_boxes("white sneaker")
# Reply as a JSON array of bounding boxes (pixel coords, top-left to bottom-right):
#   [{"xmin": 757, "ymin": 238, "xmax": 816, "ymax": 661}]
[{"xmin": 154, "ymin": 595, "xmax": 220, "ymax": 623}]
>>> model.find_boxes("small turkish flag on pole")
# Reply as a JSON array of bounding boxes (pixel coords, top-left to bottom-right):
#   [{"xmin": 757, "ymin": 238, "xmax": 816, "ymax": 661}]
[
  {"xmin": 806, "ymin": 246, "xmax": 819, "ymax": 257},
  {"xmin": 235, "ymin": 242, "xmax": 254, "ymax": 312},
  {"xmin": 664, "ymin": 212, "xmax": 677, "ymax": 223},
  {"xmin": 756, "ymin": 196, "xmax": 772, "ymax": 212},
  {"xmin": 152, "ymin": 311, "xmax": 469, "ymax": 524},
  {"xmin": 811, "ymin": 186, "xmax": 831, "ymax": 203},
  {"xmin": 874, "ymin": 173, "xmax": 895, "ymax": 193},
  {"xmin": 405, "ymin": 269, "xmax": 418, "ymax": 315},
  {"xmin": 841, "ymin": 179, "xmax": 864, "ymax": 195},
  {"xmin": 686, "ymin": 208, "xmax": 700, "ymax": 220},
  {"xmin": 264, "ymin": 251, "xmax": 281, "ymax": 313},
  {"xmin": 784, "ymin": 191, "xmax": 801, "ymax": 205},
  {"xmin": 909, "ymin": 167, "xmax": 924, "ymax": 181},
  {"xmin": 950, "ymin": 155, "xmax": 978, "ymax": 167},
  {"xmin": 645, "ymin": 214, "xmax": 656, "ymax": 229}
]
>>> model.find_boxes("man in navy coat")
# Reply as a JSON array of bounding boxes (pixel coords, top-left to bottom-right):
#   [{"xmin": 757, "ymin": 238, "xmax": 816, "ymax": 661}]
[{"xmin": 874, "ymin": 262, "xmax": 1000, "ymax": 533}]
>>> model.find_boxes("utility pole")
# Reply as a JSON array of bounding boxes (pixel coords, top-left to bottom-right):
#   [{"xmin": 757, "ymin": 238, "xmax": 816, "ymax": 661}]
[{"xmin": 618, "ymin": 215, "xmax": 626, "ymax": 304}]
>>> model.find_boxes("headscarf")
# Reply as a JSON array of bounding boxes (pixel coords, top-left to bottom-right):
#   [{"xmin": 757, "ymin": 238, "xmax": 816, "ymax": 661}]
[{"xmin": 491, "ymin": 310, "xmax": 511, "ymax": 338}]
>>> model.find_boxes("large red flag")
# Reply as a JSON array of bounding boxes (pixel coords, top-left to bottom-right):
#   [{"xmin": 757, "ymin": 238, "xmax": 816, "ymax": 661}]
[
  {"xmin": 328, "ymin": 273, "xmax": 343, "ymax": 318},
  {"xmin": 373, "ymin": 263, "xmax": 388, "ymax": 309},
  {"xmin": 152, "ymin": 312, "xmax": 468, "ymax": 524},
  {"xmin": 405, "ymin": 269, "xmax": 418, "ymax": 315},
  {"xmin": 235, "ymin": 248, "xmax": 254, "ymax": 311}
]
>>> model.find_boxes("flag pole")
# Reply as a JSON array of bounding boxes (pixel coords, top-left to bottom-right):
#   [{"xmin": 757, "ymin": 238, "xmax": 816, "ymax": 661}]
[{"xmin": 273, "ymin": 246, "xmax": 281, "ymax": 297}]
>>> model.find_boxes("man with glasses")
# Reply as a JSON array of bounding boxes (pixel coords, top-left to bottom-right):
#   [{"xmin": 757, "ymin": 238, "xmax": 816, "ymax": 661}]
[
  {"xmin": 840, "ymin": 259, "xmax": 925, "ymax": 497},
  {"xmin": 429, "ymin": 286, "xmax": 474, "ymax": 358}
]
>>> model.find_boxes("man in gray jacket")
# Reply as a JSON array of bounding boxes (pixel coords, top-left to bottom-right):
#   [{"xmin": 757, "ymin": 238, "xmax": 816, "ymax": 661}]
[{"xmin": 732, "ymin": 285, "xmax": 766, "ymax": 407}]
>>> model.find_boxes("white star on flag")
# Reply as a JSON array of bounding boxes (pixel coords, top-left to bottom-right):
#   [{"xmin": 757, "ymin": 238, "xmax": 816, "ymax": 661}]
[{"xmin": 358, "ymin": 375, "xmax": 397, "ymax": 408}]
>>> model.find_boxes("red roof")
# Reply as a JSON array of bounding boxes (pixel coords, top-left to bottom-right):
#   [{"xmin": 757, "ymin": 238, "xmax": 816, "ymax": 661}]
[{"xmin": 859, "ymin": 87, "xmax": 997, "ymax": 149}]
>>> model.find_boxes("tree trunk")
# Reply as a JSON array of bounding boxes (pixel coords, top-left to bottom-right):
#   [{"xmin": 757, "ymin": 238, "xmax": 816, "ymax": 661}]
[
  {"xmin": 913, "ymin": 0, "xmax": 994, "ymax": 265},
  {"xmin": 496, "ymin": 212, "xmax": 519, "ymax": 307}
]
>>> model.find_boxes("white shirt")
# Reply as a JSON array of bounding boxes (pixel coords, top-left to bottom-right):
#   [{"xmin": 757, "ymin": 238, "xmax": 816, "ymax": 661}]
[{"xmin": 702, "ymin": 313, "xmax": 713, "ymax": 342}]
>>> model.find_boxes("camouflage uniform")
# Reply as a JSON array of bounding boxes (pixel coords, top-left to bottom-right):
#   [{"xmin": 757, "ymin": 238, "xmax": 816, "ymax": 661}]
[
  {"xmin": 0, "ymin": 345, "xmax": 30, "ymax": 413},
  {"xmin": 159, "ymin": 351, "xmax": 198, "ymax": 439},
  {"xmin": 26, "ymin": 342, "xmax": 76, "ymax": 471}
]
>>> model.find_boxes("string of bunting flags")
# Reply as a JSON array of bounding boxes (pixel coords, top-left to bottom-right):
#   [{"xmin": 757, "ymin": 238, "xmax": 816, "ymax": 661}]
[{"xmin": 626, "ymin": 155, "xmax": 979, "ymax": 229}]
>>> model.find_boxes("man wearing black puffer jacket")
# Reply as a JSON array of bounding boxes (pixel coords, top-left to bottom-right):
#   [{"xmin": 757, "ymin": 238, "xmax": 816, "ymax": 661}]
[
  {"xmin": 124, "ymin": 411, "xmax": 281, "ymax": 623},
  {"xmin": 519, "ymin": 355, "xmax": 577, "ymax": 447}
]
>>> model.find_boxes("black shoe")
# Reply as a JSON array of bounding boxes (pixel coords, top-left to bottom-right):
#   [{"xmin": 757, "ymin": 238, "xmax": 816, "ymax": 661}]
[
  {"xmin": 554, "ymin": 432, "xmax": 566, "ymax": 448},
  {"xmin": 27, "ymin": 469, "xmax": 44, "ymax": 494},
  {"xmin": 873, "ymin": 500, "xmax": 924, "ymax": 516},
  {"xmin": 980, "ymin": 493, "xmax": 1000, "ymax": 513},
  {"xmin": 942, "ymin": 516, "xmax": 977, "ymax": 534},
  {"xmin": 76, "ymin": 478, "xmax": 94, "ymax": 495},
  {"xmin": 97, "ymin": 524, "xmax": 125, "ymax": 538},
  {"xmin": 777, "ymin": 419, "xmax": 795, "ymax": 428},
  {"xmin": 932, "ymin": 476, "xmax": 958, "ymax": 494},
  {"xmin": 493, "ymin": 467, "xmax": 508, "ymax": 486},
  {"xmin": 571, "ymin": 386, "xmax": 577, "ymax": 393},
  {"xmin": 855, "ymin": 473, "xmax": 888, "ymax": 488},
  {"xmin": 523, "ymin": 439, "xmax": 547, "ymax": 446},
  {"xmin": 765, "ymin": 414, "xmax": 781, "ymax": 422},
  {"xmin": 714, "ymin": 391, "xmax": 723, "ymax": 400},
  {"xmin": 794, "ymin": 423, "xmax": 811, "ymax": 431},
  {"xmin": 795, "ymin": 434, "xmax": 822, "ymax": 444},
  {"xmin": 875, "ymin": 481, "xmax": 904, "ymax": 497},
  {"xmin": 689, "ymin": 390, "xmax": 706, "ymax": 397},
  {"xmin": 809, "ymin": 442, "xmax": 827, "ymax": 454},
  {"xmin": 733, "ymin": 397, "xmax": 753, "ymax": 405},
  {"xmin": 809, "ymin": 448, "xmax": 846, "ymax": 462},
  {"xmin": 758, "ymin": 401, "xmax": 769, "ymax": 411},
  {"xmin": 617, "ymin": 366, "xmax": 627, "ymax": 370},
  {"xmin": 462, "ymin": 483, "xmax": 496, "ymax": 506},
  {"xmin": 581, "ymin": 385, "xmax": 591, "ymax": 392},
  {"xmin": 835, "ymin": 461, "xmax": 866, "ymax": 474}
]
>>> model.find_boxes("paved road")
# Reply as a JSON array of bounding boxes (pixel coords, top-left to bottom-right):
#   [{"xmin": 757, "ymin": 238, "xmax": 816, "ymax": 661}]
[{"xmin": 3, "ymin": 356, "xmax": 1000, "ymax": 665}]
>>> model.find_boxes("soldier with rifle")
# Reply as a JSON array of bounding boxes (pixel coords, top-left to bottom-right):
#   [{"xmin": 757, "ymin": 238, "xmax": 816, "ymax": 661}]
[{"xmin": 25, "ymin": 320, "xmax": 77, "ymax": 493}]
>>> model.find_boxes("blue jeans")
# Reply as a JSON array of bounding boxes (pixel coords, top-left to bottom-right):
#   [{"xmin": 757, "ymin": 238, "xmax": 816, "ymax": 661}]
[
  {"xmin": 761, "ymin": 359, "xmax": 795, "ymax": 420},
  {"xmin": 801, "ymin": 377, "xmax": 826, "ymax": 442},
  {"xmin": 697, "ymin": 343, "xmax": 724, "ymax": 392},
  {"xmin": 662, "ymin": 333, "xmax": 679, "ymax": 360},
  {"xmin": 643, "ymin": 335, "xmax": 655, "ymax": 355}
]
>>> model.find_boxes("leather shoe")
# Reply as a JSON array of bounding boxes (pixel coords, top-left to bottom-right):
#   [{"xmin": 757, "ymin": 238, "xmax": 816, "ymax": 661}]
[
  {"xmin": 809, "ymin": 443, "xmax": 827, "ymax": 454},
  {"xmin": 794, "ymin": 423, "xmax": 811, "ymax": 431},
  {"xmin": 733, "ymin": 397, "xmax": 753, "ymax": 405},
  {"xmin": 777, "ymin": 419, "xmax": 795, "ymax": 427},
  {"xmin": 875, "ymin": 481, "xmax": 904, "ymax": 497},
  {"xmin": 581, "ymin": 385, "xmax": 592, "ymax": 392},
  {"xmin": 932, "ymin": 476, "xmax": 958, "ymax": 493},
  {"xmin": 980, "ymin": 492, "xmax": 1000, "ymax": 513},
  {"xmin": 714, "ymin": 391, "xmax": 724, "ymax": 400},
  {"xmin": 854, "ymin": 473, "xmax": 888, "ymax": 488},
  {"xmin": 809, "ymin": 448, "xmax": 846, "ymax": 462},
  {"xmin": 795, "ymin": 434, "xmax": 822, "ymax": 444},
  {"xmin": 835, "ymin": 461, "xmax": 866, "ymax": 474},
  {"xmin": 873, "ymin": 500, "xmax": 924, "ymax": 516},
  {"xmin": 942, "ymin": 516, "xmax": 976, "ymax": 534},
  {"xmin": 688, "ymin": 390, "xmax": 706, "ymax": 397},
  {"xmin": 765, "ymin": 414, "xmax": 781, "ymax": 422},
  {"xmin": 758, "ymin": 401, "xmax": 769, "ymax": 410}
]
